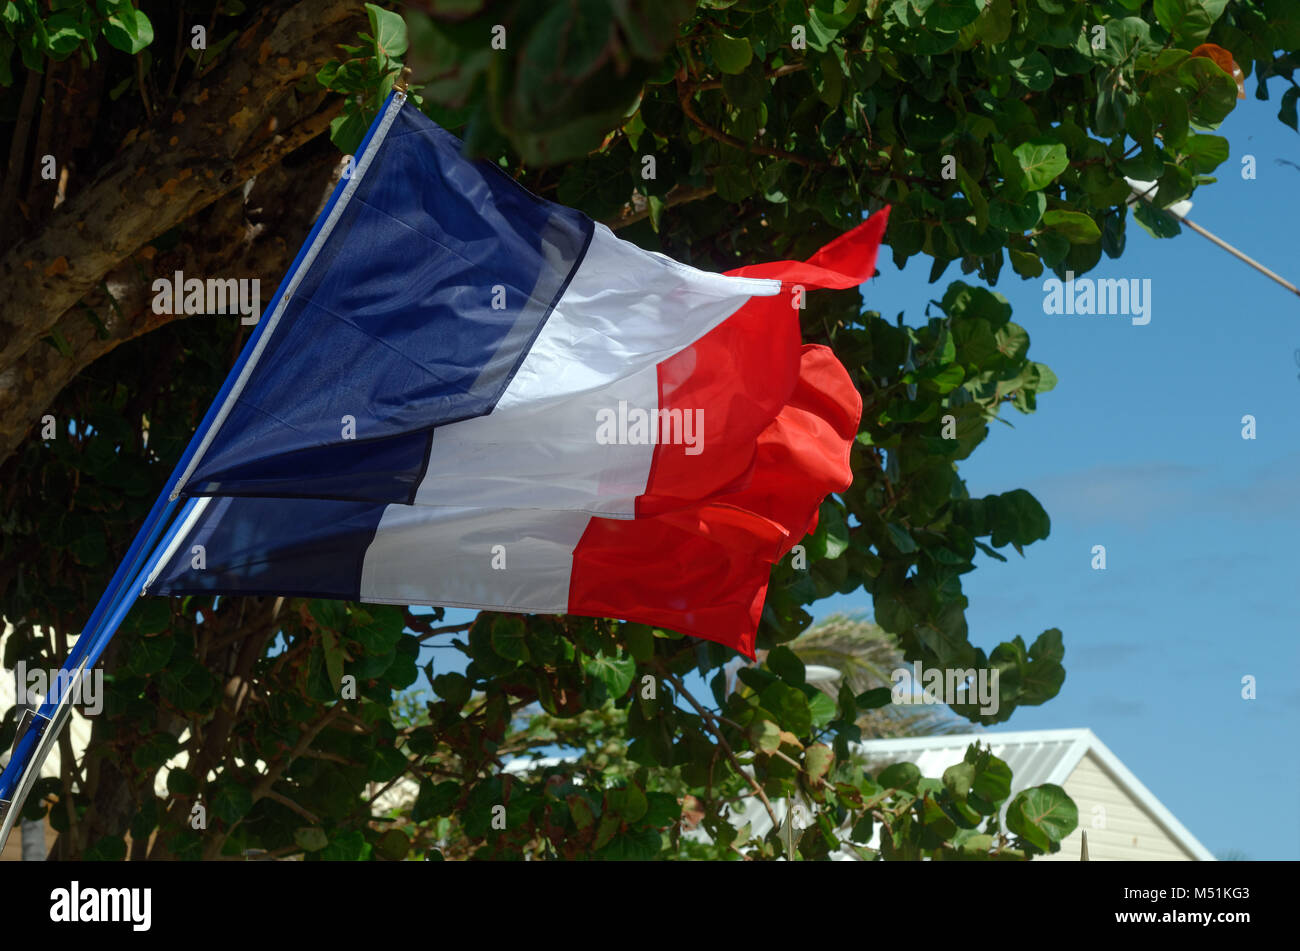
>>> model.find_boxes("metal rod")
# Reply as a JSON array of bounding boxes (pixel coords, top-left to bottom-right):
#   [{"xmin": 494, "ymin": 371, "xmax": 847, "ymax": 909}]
[
  {"xmin": 1173, "ymin": 213, "xmax": 1300, "ymax": 298},
  {"xmin": 1130, "ymin": 185, "xmax": 1300, "ymax": 300}
]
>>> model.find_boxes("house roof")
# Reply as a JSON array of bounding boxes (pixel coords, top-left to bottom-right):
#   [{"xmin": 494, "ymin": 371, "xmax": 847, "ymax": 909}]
[
  {"xmin": 853, "ymin": 728, "xmax": 1215, "ymax": 860},
  {"xmin": 710, "ymin": 727, "xmax": 1214, "ymax": 860}
]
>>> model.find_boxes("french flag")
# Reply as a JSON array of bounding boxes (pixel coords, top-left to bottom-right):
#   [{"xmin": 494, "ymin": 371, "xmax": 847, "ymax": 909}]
[{"xmin": 145, "ymin": 90, "xmax": 889, "ymax": 658}]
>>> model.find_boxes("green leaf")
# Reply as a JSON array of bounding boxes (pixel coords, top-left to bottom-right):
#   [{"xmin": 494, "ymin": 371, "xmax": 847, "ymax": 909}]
[
  {"xmin": 805, "ymin": 743, "xmax": 834, "ymax": 783},
  {"xmin": 766, "ymin": 645, "xmax": 805, "ymax": 685},
  {"xmin": 1094, "ymin": 17, "xmax": 1151, "ymax": 69},
  {"xmin": 69, "ymin": 531, "xmax": 106, "ymax": 567},
  {"xmin": 567, "ymin": 793, "xmax": 596, "ymax": 830},
  {"xmin": 1179, "ymin": 133, "xmax": 1229, "ymax": 172},
  {"xmin": 490, "ymin": 614, "xmax": 530, "ymax": 662},
  {"xmin": 646, "ymin": 194, "xmax": 664, "ymax": 233},
  {"xmin": 1133, "ymin": 199, "xmax": 1181, "ymax": 238},
  {"xmin": 886, "ymin": 522, "xmax": 918, "ymax": 554},
  {"xmin": 1178, "ymin": 56, "xmax": 1238, "ymax": 125},
  {"xmin": 210, "ymin": 782, "xmax": 253, "ymax": 824},
  {"xmin": 1041, "ymin": 210, "xmax": 1101, "ymax": 243},
  {"xmin": 643, "ymin": 792, "xmax": 681, "ymax": 828},
  {"xmin": 596, "ymin": 824, "xmax": 662, "ymax": 860},
  {"xmin": 1020, "ymin": 627, "xmax": 1067, "ymax": 704},
  {"xmin": 924, "ymin": 0, "xmax": 982, "ymax": 32},
  {"xmin": 608, "ymin": 781, "xmax": 648, "ymax": 823},
  {"xmin": 42, "ymin": 12, "xmax": 85, "ymax": 58},
  {"xmin": 1009, "ymin": 248, "xmax": 1043, "ymax": 277},
  {"xmin": 989, "ymin": 190, "xmax": 1046, "ymax": 232},
  {"xmin": 621, "ymin": 623, "xmax": 655, "ymax": 663},
  {"xmin": 413, "ymin": 780, "xmax": 460, "ymax": 822},
  {"xmin": 971, "ymin": 756, "xmax": 1012, "ymax": 807},
  {"xmin": 365, "ymin": 2, "xmax": 408, "ymax": 66},
  {"xmin": 351, "ymin": 605, "xmax": 404, "ymax": 653},
  {"xmin": 1034, "ymin": 231, "xmax": 1070, "ymax": 267},
  {"xmin": 317, "ymin": 829, "xmax": 368, "ymax": 861},
  {"xmin": 160, "ymin": 657, "xmax": 216, "ymax": 712},
  {"xmin": 1145, "ymin": 87, "xmax": 1190, "ymax": 148},
  {"xmin": 1280, "ymin": 87, "xmax": 1300, "ymax": 132},
  {"xmin": 128, "ymin": 633, "xmax": 173, "ymax": 677},
  {"xmin": 132, "ymin": 732, "xmax": 179, "ymax": 771},
  {"xmin": 167, "ymin": 769, "xmax": 198, "ymax": 797},
  {"xmin": 1007, "ymin": 784, "xmax": 1078, "ymax": 850},
  {"xmin": 583, "ymin": 651, "xmax": 636, "ymax": 698},
  {"xmin": 309, "ymin": 600, "xmax": 347, "ymax": 632},
  {"xmin": 722, "ymin": 61, "xmax": 768, "ymax": 108},
  {"xmin": 710, "ymin": 32, "xmax": 752, "ymax": 74},
  {"xmin": 942, "ymin": 761, "xmax": 975, "ymax": 801},
  {"xmin": 1012, "ymin": 139, "xmax": 1068, "ymax": 191},
  {"xmin": 855, "ymin": 686, "xmax": 893, "ymax": 709},
  {"xmin": 1153, "ymin": 0, "xmax": 1229, "ymax": 45},
  {"xmin": 329, "ymin": 109, "xmax": 369, "ymax": 154},
  {"xmin": 321, "ymin": 627, "xmax": 345, "ymax": 692},
  {"xmin": 102, "ymin": 6, "xmax": 154, "ymax": 55},
  {"xmin": 808, "ymin": 690, "xmax": 836, "ymax": 729},
  {"xmin": 877, "ymin": 761, "xmax": 920, "ymax": 791},
  {"xmin": 82, "ymin": 835, "xmax": 127, "ymax": 861},
  {"xmin": 295, "ymin": 827, "xmax": 329, "ymax": 852},
  {"xmin": 1011, "ymin": 51, "xmax": 1052, "ymax": 91},
  {"xmin": 376, "ymin": 828, "xmax": 410, "ymax": 860},
  {"xmin": 759, "ymin": 682, "xmax": 812, "ymax": 736},
  {"xmin": 817, "ymin": 50, "xmax": 844, "ymax": 108},
  {"xmin": 43, "ymin": 330, "xmax": 73, "ymax": 357}
]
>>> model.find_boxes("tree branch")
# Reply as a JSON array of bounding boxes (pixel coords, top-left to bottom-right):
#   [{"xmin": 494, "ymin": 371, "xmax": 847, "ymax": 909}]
[
  {"xmin": 0, "ymin": 0, "xmax": 363, "ymax": 419},
  {"xmin": 661, "ymin": 669, "xmax": 782, "ymax": 841}
]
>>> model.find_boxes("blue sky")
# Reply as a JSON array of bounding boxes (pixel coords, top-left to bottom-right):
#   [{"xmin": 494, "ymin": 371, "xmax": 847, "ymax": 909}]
[
  {"xmin": 813, "ymin": 91, "xmax": 1300, "ymax": 860},
  {"xmin": 424, "ymin": 91, "xmax": 1299, "ymax": 861}
]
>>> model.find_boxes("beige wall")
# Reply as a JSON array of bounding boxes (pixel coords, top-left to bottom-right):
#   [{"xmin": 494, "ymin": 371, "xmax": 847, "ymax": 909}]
[{"xmin": 1039, "ymin": 751, "xmax": 1198, "ymax": 861}]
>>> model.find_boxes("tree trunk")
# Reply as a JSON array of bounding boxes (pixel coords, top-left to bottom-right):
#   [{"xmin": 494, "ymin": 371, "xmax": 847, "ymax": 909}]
[{"xmin": 0, "ymin": 0, "xmax": 364, "ymax": 465}]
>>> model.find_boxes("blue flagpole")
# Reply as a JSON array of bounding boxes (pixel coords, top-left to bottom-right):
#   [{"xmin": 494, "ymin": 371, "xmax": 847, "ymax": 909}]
[
  {"xmin": 0, "ymin": 88, "xmax": 409, "ymax": 851},
  {"xmin": 0, "ymin": 492, "xmax": 178, "ymax": 795},
  {"xmin": 0, "ymin": 500, "xmax": 198, "ymax": 848}
]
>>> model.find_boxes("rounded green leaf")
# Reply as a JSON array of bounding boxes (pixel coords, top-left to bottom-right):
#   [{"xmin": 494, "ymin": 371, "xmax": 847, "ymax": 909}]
[
  {"xmin": 1007, "ymin": 784, "xmax": 1078, "ymax": 849},
  {"xmin": 710, "ymin": 32, "xmax": 752, "ymax": 74},
  {"xmin": 490, "ymin": 614, "xmax": 530, "ymax": 662},
  {"xmin": 295, "ymin": 827, "xmax": 329, "ymax": 852},
  {"xmin": 1178, "ymin": 56, "xmax": 1238, "ymax": 125},
  {"xmin": 376, "ymin": 828, "xmax": 410, "ymax": 860},
  {"xmin": 1041, "ymin": 210, "xmax": 1101, "ymax": 243},
  {"xmin": 877, "ymin": 761, "xmax": 920, "ymax": 792},
  {"xmin": 102, "ymin": 7, "xmax": 154, "ymax": 55},
  {"xmin": 1012, "ymin": 139, "xmax": 1069, "ymax": 191},
  {"xmin": 1153, "ymin": 0, "xmax": 1230, "ymax": 45},
  {"xmin": 766, "ymin": 645, "xmax": 805, "ymax": 685},
  {"xmin": 129, "ymin": 632, "xmax": 173, "ymax": 676}
]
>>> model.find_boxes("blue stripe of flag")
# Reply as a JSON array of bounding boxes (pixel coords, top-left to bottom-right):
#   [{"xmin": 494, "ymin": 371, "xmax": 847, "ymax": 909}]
[{"xmin": 183, "ymin": 102, "xmax": 593, "ymax": 504}]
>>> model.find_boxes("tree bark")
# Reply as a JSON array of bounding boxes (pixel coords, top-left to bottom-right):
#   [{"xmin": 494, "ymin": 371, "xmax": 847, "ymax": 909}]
[{"xmin": 0, "ymin": 0, "xmax": 364, "ymax": 464}]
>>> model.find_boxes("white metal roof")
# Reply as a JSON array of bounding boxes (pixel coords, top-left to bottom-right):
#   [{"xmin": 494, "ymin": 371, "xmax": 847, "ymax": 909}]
[{"xmin": 722, "ymin": 727, "xmax": 1215, "ymax": 860}]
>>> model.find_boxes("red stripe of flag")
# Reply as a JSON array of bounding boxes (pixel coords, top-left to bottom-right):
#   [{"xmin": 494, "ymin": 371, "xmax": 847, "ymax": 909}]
[{"xmin": 569, "ymin": 209, "xmax": 889, "ymax": 657}]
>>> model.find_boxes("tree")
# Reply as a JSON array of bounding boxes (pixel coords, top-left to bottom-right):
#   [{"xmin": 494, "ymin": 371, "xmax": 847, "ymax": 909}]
[{"xmin": 1, "ymin": 0, "xmax": 1295, "ymax": 860}]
